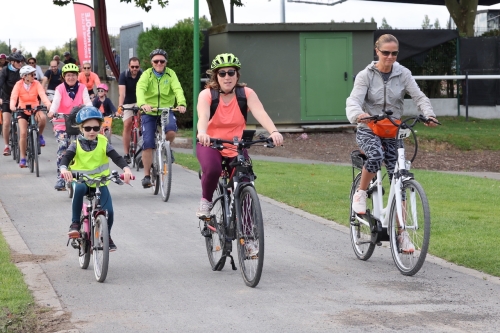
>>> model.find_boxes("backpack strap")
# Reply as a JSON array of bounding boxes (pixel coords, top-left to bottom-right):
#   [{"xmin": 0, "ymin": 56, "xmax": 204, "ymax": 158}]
[{"xmin": 209, "ymin": 86, "xmax": 247, "ymax": 121}]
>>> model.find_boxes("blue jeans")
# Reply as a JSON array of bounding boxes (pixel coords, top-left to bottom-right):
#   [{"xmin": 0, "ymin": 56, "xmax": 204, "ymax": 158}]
[{"xmin": 71, "ymin": 183, "xmax": 114, "ymax": 234}]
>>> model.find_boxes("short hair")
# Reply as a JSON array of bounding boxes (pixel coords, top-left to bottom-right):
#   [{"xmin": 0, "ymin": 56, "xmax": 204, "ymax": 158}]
[
  {"xmin": 82, "ymin": 61, "xmax": 91, "ymax": 66},
  {"xmin": 28, "ymin": 57, "xmax": 36, "ymax": 63},
  {"xmin": 128, "ymin": 57, "xmax": 140, "ymax": 64},
  {"xmin": 53, "ymin": 55, "xmax": 60, "ymax": 60},
  {"xmin": 375, "ymin": 34, "xmax": 399, "ymax": 50},
  {"xmin": 50, "ymin": 60, "xmax": 58, "ymax": 66}
]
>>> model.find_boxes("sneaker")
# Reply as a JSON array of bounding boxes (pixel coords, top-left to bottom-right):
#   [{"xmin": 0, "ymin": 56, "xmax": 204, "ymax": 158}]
[
  {"xmin": 397, "ymin": 231, "xmax": 415, "ymax": 254},
  {"xmin": 124, "ymin": 154, "xmax": 131, "ymax": 164},
  {"xmin": 170, "ymin": 149, "xmax": 175, "ymax": 163},
  {"xmin": 141, "ymin": 176, "xmax": 152, "ymax": 188},
  {"xmin": 352, "ymin": 189, "xmax": 367, "ymax": 214},
  {"xmin": 54, "ymin": 178, "xmax": 66, "ymax": 191},
  {"xmin": 39, "ymin": 135, "xmax": 45, "ymax": 147},
  {"xmin": 3, "ymin": 147, "xmax": 10, "ymax": 156},
  {"xmin": 68, "ymin": 222, "xmax": 80, "ymax": 238},
  {"xmin": 109, "ymin": 236, "xmax": 117, "ymax": 252},
  {"xmin": 19, "ymin": 158, "xmax": 27, "ymax": 168},
  {"xmin": 245, "ymin": 240, "xmax": 259, "ymax": 257},
  {"xmin": 196, "ymin": 198, "xmax": 212, "ymax": 217}
]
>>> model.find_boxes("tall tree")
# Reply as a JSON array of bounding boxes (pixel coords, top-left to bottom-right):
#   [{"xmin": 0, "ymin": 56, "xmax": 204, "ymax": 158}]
[
  {"xmin": 434, "ymin": 18, "xmax": 441, "ymax": 29},
  {"xmin": 360, "ymin": 18, "xmax": 365, "ymax": 23},
  {"xmin": 174, "ymin": 15, "xmax": 212, "ymax": 30},
  {"xmin": 445, "ymin": 0, "xmax": 478, "ymax": 37},
  {"xmin": 380, "ymin": 18, "xmax": 392, "ymax": 29},
  {"xmin": 422, "ymin": 15, "xmax": 432, "ymax": 29}
]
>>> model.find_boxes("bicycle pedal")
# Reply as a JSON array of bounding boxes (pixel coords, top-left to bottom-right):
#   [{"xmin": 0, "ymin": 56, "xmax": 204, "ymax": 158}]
[{"xmin": 201, "ymin": 227, "xmax": 212, "ymax": 238}]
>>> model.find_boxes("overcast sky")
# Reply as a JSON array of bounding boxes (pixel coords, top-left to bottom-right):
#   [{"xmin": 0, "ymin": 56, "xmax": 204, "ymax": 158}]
[{"xmin": 2, "ymin": 0, "xmax": 500, "ymax": 55}]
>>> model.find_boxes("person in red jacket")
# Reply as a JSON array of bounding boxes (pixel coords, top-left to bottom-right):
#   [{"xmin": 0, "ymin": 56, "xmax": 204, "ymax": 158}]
[{"xmin": 10, "ymin": 65, "xmax": 51, "ymax": 167}]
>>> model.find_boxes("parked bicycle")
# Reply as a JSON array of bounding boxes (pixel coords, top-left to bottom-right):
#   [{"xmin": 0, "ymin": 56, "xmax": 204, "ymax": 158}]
[
  {"xmin": 16, "ymin": 105, "xmax": 47, "ymax": 177},
  {"xmin": 198, "ymin": 130, "xmax": 274, "ymax": 287},
  {"xmin": 67, "ymin": 171, "xmax": 133, "ymax": 283},
  {"xmin": 349, "ymin": 112, "xmax": 440, "ymax": 276},
  {"xmin": 121, "ymin": 106, "xmax": 141, "ymax": 169}
]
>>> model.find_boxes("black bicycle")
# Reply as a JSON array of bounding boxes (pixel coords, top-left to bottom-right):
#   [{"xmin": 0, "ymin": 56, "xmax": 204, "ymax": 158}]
[
  {"xmin": 198, "ymin": 130, "xmax": 274, "ymax": 287},
  {"xmin": 17, "ymin": 105, "xmax": 47, "ymax": 177}
]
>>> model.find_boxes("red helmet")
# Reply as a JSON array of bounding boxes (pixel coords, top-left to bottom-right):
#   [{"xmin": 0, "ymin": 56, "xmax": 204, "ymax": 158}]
[{"xmin": 0, "ymin": 54, "xmax": 6, "ymax": 59}]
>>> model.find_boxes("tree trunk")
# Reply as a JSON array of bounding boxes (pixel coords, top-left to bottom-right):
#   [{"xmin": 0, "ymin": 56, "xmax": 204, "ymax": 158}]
[
  {"xmin": 206, "ymin": 0, "xmax": 228, "ymax": 26},
  {"xmin": 93, "ymin": 0, "xmax": 106, "ymax": 79},
  {"xmin": 445, "ymin": 0, "xmax": 478, "ymax": 37}
]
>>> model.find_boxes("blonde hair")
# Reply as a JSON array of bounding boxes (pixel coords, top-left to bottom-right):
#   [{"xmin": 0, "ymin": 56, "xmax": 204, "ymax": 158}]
[{"xmin": 375, "ymin": 34, "xmax": 399, "ymax": 50}]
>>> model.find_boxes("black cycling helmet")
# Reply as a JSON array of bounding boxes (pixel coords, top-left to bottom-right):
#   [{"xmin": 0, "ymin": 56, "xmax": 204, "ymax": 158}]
[
  {"xmin": 149, "ymin": 49, "xmax": 168, "ymax": 60},
  {"xmin": 7, "ymin": 53, "xmax": 25, "ymax": 62}
]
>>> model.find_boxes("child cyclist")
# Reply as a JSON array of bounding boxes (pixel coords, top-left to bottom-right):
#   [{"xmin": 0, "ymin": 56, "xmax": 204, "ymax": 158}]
[
  {"xmin": 92, "ymin": 83, "xmax": 117, "ymax": 137},
  {"xmin": 9, "ymin": 65, "xmax": 51, "ymax": 167},
  {"xmin": 59, "ymin": 106, "xmax": 133, "ymax": 251}
]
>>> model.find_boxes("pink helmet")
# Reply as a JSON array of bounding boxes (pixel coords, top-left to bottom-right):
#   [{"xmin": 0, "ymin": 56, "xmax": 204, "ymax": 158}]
[
  {"xmin": 0, "ymin": 54, "xmax": 6, "ymax": 59},
  {"xmin": 97, "ymin": 83, "xmax": 109, "ymax": 91}
]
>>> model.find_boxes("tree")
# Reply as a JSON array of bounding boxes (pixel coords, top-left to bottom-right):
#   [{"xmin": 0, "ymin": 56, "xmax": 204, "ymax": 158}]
[
  {"xmin": 360, "ymin": 18, "xmax": 365, "ymax": 23},
  {"xmin": 0, "ymin": 41, "xmax": 10, "ymax": 55},
  {"xmin": 370, "ymin": 17, "xmax": 376, "ymax": 24},
  {"xmin": 422, "ymin": 15, "xmax": 432, "ymax": 29},
  {"xmin": 173, "ymin": 15, "xmax": 212, "ymax": 30},
  {"xmin": 36, "ymin": 48, "xmax": 48, "ymax": 65},
  {"xmin": 379, "ymin": 18, "xmax": 392, "ymax": 29},
  {"xmin": 445, "ymin": 0, "xmax": 478, "ymax": 37},
  {"xmin": 434, "ymin": 18, "xmax": 441, "ymax": 30}
]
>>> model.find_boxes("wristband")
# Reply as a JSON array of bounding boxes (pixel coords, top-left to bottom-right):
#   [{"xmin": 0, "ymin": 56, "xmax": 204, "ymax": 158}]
[
  {"xmin": 271, "ymin": 130, "xmax": 279, "ymax": 134},
  {"xmin": 198, "ymin": 130, "xmax": 206, "ymax": 134}
]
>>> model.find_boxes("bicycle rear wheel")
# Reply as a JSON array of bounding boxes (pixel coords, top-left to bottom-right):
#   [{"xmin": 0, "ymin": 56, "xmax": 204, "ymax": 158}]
[
  {"xmin": 93, "ymin": 214, "xmax": 109, "ymax": 282},
  {"xmin": 151, "ymin": 148, "xmax": 160, "ymax": 195},
  {"xmin": 349, "ymin": 173, "xmax": 376, "ymax": 261},
  {"xmin": 160, "ymin": 142, "xmax": 172, "ymax": 202},
  {"xmin": 389, "ymin": 179, "xmax": 430, "ymax": 276},
  {"xmin": 33, "ymin": 130, "xmax": 39, "ymax": 177},
  {"xmin": 129, "ymin": 128, "xmax": 138, "ymax": 168},
  {"xmin": 10, "ymin": 122, "xmax": 17, "ymax": 161},
  {"xmin": 28, "ymin": 131, "xmax": 34, "ymax": 173},
  {"xmin": 236, "ymin": 185, "xmax": 264, "ymax": 287},
  {"xmin": 15, "ymin": 124, "xmax": 20, "ymax": 163},
  {"xmin": 205, "ymin": 182, "xmax": 226, "ymax": 270},
  {"xmin": 78, "ymin": 212, "xmax": 91, "ymax": 269}
]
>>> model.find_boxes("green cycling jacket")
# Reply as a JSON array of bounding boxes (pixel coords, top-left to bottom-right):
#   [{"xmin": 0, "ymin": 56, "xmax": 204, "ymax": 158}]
[{"xmin": 135, "ymin": 67, "xmax": 187, "ymax": 116}]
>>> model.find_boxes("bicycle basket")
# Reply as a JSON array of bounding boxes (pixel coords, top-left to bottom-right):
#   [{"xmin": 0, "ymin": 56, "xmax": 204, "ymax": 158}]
[{"xmin": 351, "ymin": 150, "xmax": 367, "ymax": 170}]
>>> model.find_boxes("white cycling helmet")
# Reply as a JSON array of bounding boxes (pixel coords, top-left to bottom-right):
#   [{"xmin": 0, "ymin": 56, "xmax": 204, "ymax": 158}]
[{"xmin": 20, "ymin": 65, "xmax": 36, "ymax": 78}]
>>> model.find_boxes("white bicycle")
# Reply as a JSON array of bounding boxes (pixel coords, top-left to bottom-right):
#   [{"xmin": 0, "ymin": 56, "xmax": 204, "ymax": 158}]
[{"xmin": 349, "ymin": 112, "xmax": 440, "ymax": 276}]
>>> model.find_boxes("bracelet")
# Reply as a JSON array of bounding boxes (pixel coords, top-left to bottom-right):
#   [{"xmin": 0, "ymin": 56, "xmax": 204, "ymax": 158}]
[
  {"xmin": 198, "ymin": 130, "xmax": 206, "ymax": 134},
  {"xmin": 271, "ymin": 130, "xmax": 279, "ymax": 134}
]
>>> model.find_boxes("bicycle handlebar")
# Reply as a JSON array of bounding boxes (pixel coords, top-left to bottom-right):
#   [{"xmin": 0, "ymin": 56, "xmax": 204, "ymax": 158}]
[
  {"xmin": 198, "ymin": 135, "xmax": 276, "ymax": 150},
  {"xmin": 71, "ymin": 170, "xmax": 135, "ymax": 186},
  {"xmin": 360, "ymin": 112, "xmax": 441, "ymax": 128},
  {"xmin": 16, "ymin": 105, "xmax": 47, "ymax": 113}
]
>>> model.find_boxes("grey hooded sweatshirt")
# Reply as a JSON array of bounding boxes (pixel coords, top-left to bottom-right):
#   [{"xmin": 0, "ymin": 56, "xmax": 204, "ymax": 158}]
[{"xmin": 346, "ymin": 61, "xmax": 436, "ymax": 128}]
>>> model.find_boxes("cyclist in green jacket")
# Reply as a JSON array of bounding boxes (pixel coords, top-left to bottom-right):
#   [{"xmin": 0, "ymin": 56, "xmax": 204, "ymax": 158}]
[{"xmin": 136, "ymin": 49, "xmax": 186, "ymax": 188}]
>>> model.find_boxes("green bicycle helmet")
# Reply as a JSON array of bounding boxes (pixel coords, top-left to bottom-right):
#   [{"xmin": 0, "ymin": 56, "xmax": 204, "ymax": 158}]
[
  {"xmin": 210, "ymin": 53, "xmax": 241, "ymax": 70},
  {"xmin": 62, "ymin": 63, "xmax": 80, "ymax": 76}
]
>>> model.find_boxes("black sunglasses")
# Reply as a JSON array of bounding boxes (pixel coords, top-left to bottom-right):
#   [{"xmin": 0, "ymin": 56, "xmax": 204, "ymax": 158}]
[
  {"xmin": 97, "ymin": 89, "xmax": 106, "ymax": 92},
  {"xmin": 83, "ymin": 67, "xmax": 91, "ymax": 69},
  {"xmin": 83, "ymin": 126, "xmax": 101, "ymax": 132},
  {"xmin": 152, "ymin": 59, "xmax": 166, "ymax": 64},
  {"xmin": 218, "ymin": 69, "xmax": 236, "ymax": 78},
  {"xmin": 130, "ymin": 66, "xmax": 140, "ymax": 69},
  {"xmin": 378, "ymin": 49, "xmax": 399, "ymax": 57},
  {"xmin": 28, "ymin": 62, "xmax": 35, "ymax": 64}
]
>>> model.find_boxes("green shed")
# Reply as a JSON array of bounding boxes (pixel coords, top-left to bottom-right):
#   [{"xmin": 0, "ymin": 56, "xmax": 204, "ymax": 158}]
[{"xmin": 208, "ymin": 23, "xmax": 376, "ymax": 127}]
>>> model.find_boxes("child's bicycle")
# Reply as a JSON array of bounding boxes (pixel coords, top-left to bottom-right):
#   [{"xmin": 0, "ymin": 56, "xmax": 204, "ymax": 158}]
[
  {"xmin": 349, "ymin": 112, "xmax": 440, "ymax": 276},
  {"xmin": 67, "ymin": 171, "xmax": 134, "ymax": 283},
  {"xmin": 100, "ymin": 114, "xmax": 120, "ymax": 143}
]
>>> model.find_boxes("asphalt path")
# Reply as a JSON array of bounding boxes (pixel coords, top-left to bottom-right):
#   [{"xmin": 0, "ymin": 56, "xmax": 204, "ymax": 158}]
[{"xmin": 1, "ymin": 129, "xmax": 500, "ymax": 332}]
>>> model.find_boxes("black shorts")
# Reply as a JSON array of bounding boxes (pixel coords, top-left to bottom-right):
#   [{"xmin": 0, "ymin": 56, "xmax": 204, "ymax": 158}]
[
  {"xmin": 17, "ymin": 111, "xmax": 31, "ymax": 122},
  {"xmin": 2, "ymin": 102, "xmax": 12, "ymax": 113}
]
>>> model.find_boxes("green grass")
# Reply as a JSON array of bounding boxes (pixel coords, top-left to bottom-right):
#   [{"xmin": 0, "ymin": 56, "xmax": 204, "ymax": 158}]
[
  {"xmin": 0, "ymin": 230, "xmax": 35, "ymax": 331},
  {"xmin": 415, "ymin": 116, "xmax": 500, "ymax": 151},
  {"xmin": 175, "ymin": 152, "xmax": 500, "ymax": 277}
]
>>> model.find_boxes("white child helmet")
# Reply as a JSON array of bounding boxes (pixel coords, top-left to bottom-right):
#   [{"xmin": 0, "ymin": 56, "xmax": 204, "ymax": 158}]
[{"xmin": 20, "ymin": 65, "xmax": 36, "ymax": 78}]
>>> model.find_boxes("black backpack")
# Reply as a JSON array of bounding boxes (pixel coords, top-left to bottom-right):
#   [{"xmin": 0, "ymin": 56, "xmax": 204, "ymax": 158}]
[{"xmin": 209, "ymin": 86, "xmax": 247, "ymax": 121}]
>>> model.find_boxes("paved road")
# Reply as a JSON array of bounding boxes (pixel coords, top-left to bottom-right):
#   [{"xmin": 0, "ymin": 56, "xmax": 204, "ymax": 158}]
[{"xmin": 1, "ymin": 131, "xmax": 500, "ymax": 332}]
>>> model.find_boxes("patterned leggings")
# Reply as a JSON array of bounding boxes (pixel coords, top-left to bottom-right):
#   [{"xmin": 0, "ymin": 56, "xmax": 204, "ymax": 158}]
[
  {"xmin": 355, "ymin": 127, "xmax": 398, "ymax": 181},
  {"xmin": 54, "ymin": 130, "xmax": 71, "ymax": 178}
]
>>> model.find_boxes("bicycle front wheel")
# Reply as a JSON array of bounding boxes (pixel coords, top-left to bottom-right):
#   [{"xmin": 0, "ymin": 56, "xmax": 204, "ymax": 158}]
[
  {"xmin": 160, "ymin": 142, "xmax": 172, "ymax": 202},
  {"xmin": 236, "ymin": 186, "xmax": 264, "ymax": 287},
  {"xmin": 78, "ymin": 212, "xmax": 91, "ymax": 269},
  {"xmin": 151, "ymin": 148, "xmax": 160, "ymax": 195},
  {"xmin": 11, "ymin": 123, "xmax": 17, "ymax": 161},
  {"xmin": 33, "ymin": 130, "xmax": 39, "ymax": 177},
  {"xmin": 349, "ymin": 173, "xmax": 376, "ymax": 261},
  {"xmin": 15, "ymin": 123, "xmax": 20, "ymax": 163},
  {"xmin": 28, "ymin": 131, "xmax": 34, "ymax": 173},
  {"xmin": 205, "ymin": 182, "xmax": 226, "ymax": 270},
  {"xmin": 389, "ymin": 179, "xmax": 430, "ymax": 276},
  {"xmin": 130, "ymin": 129, "xmax": 138, "ymax": 168},
  {"xmin": 93, "ymin": 215, "xmax": 109, "ymax": 282}
]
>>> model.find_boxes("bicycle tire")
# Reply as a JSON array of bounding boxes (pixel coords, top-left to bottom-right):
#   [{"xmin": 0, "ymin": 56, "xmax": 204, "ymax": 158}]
[
  {"xmin": 28, "ymin": 131, "xmax": 34, "ymax": 173},
  {"xmin": 15, "ymin": 124, "xmax": 20, "ymax": 163},
  {"xmin": 151, "ymin": 148, "xmax": 160, "ymax": 195},
  {"xmin": 93, "ymin": 214, "xmax": 109, "ymax": 282},
  {"xmin": 388, "ymin": 179, "xmax": 430, "ymax": 276},
  {"xmin": 349, "ymin": 173, "xmax": 376, "ymax": 261},
  {"xmin": 10, "ymin": 122, "xmax": 17, "ymax": 161},
  {"xmin": 160, "ymin": 142, "xmax": 172, "ymax": 202},
  {"xmin": 205, "ymin": 182, "xmax": 226, "ymax": 270},
  {"xmin": 130, "ymin": 129, "xmax": 138, "ymax": 168},
  {"xmin": 78, "ymin": 212, "xmax": 91, "ymax": 269},
  {"xmin": 33, "ymin": 131, "xmax": 39, "ymax": 177},
  {"xmin": 236, "ymin": 186, "xmax": 264, "ymax": 287}
]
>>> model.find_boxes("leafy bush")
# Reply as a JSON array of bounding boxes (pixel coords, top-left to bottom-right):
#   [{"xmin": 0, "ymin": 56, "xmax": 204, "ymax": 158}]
[{"xmin": 138, "ymin": 26, "xmax": 204, "ymax": 128}]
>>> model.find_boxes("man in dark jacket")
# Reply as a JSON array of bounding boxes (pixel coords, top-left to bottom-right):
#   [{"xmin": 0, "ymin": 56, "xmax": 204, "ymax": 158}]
[{"xmin": 0, "ymin": 53, "xmax": 24, "ymax": 155}]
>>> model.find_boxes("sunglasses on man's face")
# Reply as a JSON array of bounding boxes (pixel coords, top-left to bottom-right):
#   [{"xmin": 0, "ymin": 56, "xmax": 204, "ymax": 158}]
[
  {"xmin": 14, "ymin": 60, "xmax": 22, "ymax": 63},
  {"xmin": 378, "ymin": 49, "xmax": 399, "ymax": 57},
  {"xmin": 83, "ymin": 126, "xmax": 101, "ymax": 132},
  {"xmin": 130, "ymin": 66, "xmax": 140, "ymax": 69},
  {"xmin": 152, "ymin": 59, "xmax": 166, "ymax": 64},
  {"xmin": 217, "ymin": 69, "xmax": 236, "ymax": 78}
]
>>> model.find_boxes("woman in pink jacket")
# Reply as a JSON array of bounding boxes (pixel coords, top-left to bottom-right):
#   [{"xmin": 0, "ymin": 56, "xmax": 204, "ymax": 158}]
[{"xmin": 47, "ymin": 63, "xmax": 92, "ymax": 190}]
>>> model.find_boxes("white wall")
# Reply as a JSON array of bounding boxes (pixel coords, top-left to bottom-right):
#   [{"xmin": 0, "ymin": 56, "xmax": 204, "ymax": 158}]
[{"xmin": 404, "ymin": 98, "xmax": 500, "ymax": 119}]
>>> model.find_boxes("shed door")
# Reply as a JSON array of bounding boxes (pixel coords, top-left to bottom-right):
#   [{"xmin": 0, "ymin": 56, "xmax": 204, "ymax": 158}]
[{"xmin": 300, "ymin": 33, "xmax": 352, "ymax": 121}]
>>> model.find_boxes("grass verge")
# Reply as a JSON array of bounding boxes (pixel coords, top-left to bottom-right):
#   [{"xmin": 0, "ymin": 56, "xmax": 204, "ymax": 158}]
[{"xmin": 175, "ymin": 152, "xmax": 500, "ymax": 277}]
